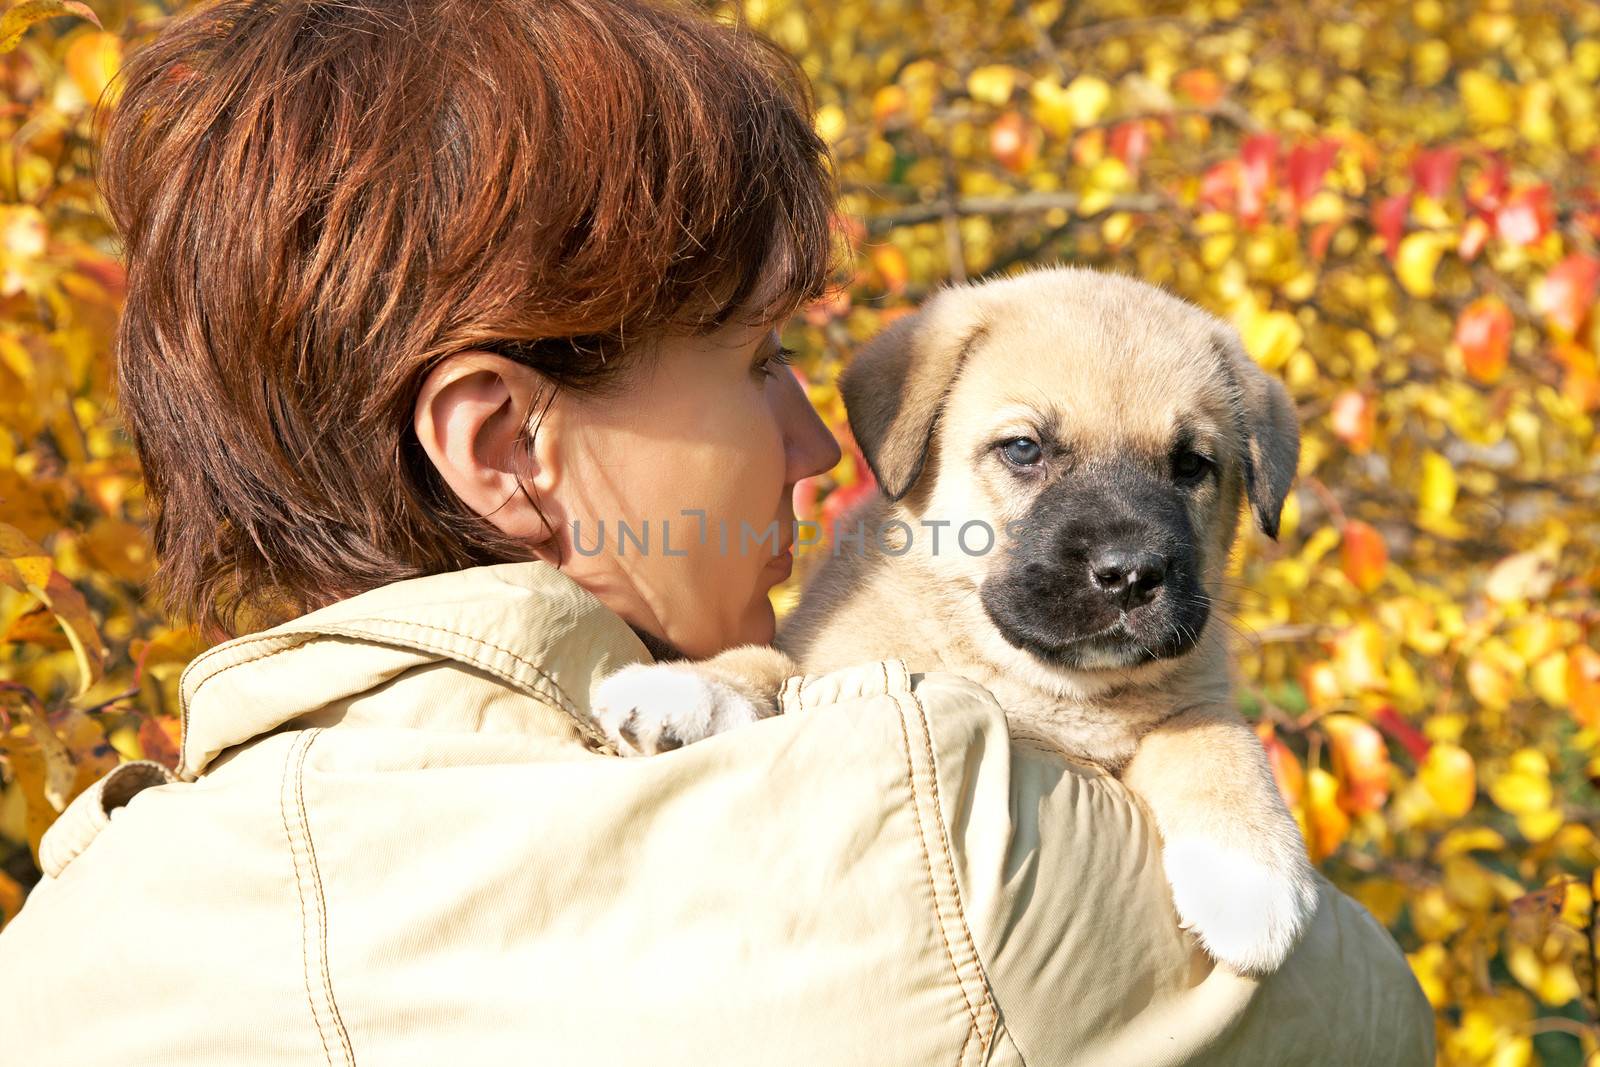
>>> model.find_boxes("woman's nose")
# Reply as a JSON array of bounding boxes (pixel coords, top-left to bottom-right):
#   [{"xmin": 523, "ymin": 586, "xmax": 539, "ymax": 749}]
[{"xmin": 778, "ymin": 368, "xmax": 843, "ymax": 482}]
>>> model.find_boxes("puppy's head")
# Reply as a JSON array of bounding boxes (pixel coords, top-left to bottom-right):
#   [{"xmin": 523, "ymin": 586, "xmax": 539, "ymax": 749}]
[{"xmin": 841, "ymin": 266, "xmax": 1298, "ymax": 686}]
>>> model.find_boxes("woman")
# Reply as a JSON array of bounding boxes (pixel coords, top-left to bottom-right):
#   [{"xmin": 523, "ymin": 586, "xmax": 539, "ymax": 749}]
[{"xmin": 0, "ymin": 1, "xmax": 1433, "ymax": 1063}]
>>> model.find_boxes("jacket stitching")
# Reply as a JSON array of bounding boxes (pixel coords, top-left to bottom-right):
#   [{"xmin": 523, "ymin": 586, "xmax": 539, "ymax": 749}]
[
  {"xmin": 184, "ymin": 627, "xmax": 612, "ymax": 776},
  {"xmin": 350, "ymin": 620, "xmax": 579, "ymax": 715},
  {"xmin": 184, "ymin": 638, "xmax": 317, "ymax": 769},
  {"xmin": 297, "ymin": 730, "xmax": 356, "ymax": 1065},
  {"xmin": 280, "ymin": 730, "xmax": 356, "ymax": 1066},
  {"xmin": 184, "ymin": 621, "xmax": 581, "ymax": 719},
  {"xmin": 883, "ymin": 662, "xmax": 984, "ymax": 1050},
  {"xmin": 906, "ymin": 686, "xmax": 1001, "ymax": 1058},
  {"xmin": 281, "ymin": 732, "xmax": 338, "ymax": 1066}
]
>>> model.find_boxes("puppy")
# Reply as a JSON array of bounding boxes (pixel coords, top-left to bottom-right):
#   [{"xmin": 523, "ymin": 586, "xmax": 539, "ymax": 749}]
[{"xmin": 594, "ymin": 265, "xmax": 1319, "ymax": 976}]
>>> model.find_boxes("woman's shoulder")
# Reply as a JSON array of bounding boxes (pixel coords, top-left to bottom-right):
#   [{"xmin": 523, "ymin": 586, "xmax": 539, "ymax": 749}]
[{"xmin": 774, "ymin": 657, "xmax": 1433, "ymax": 1065}]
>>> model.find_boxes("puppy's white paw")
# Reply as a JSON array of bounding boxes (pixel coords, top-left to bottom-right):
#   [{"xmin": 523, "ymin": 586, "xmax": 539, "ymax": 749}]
[
  {"xmin": 1162, "ymin": 837, "xmax": 1320, "ymax": 976},
  {"xmin": 592, "ymin": 665, "xmax": 764, "ymax": 756}
]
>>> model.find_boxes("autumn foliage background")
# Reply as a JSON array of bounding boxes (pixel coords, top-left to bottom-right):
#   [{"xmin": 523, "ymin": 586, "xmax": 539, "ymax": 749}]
[{"xmin": 2, "ymin": 0, "xmax": 1598, "ymax": 1061}]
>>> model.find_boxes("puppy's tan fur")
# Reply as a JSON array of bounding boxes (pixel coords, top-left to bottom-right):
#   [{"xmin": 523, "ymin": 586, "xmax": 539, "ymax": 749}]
[{"xmin": 596, "ymin": 266, "xmax": 1319, "ymax": 975}]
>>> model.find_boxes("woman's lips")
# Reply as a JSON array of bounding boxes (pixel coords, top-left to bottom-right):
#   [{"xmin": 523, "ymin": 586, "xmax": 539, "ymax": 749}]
[{"xmin": 764, "ymin": 544, "xmax": 794, "ymax": 581}]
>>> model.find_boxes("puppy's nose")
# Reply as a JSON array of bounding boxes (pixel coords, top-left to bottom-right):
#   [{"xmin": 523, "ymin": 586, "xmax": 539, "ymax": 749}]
[{"xmin": 1089, "ymin": 548, "xmax": 1168, "ymax": 609}]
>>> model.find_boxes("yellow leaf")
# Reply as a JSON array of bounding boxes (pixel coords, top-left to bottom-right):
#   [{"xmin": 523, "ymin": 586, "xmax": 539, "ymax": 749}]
[
  {"xmin": 1030, "ymin": 77, "xmax": 1075, "ymax": 138},
  {"xmin": 1241, "ymin": 309, "xmax": 1303, "ymax": 371},
  {"xmin": 1489, "ymin": 768, "xmax": 1552, "ymax": 817},
  {"xmin": 814, "ymin": 105, "xmax": 846, "ymax": 144},
  {"xmin": 1420, "ymin": 744, "xmax": 1477, "ymax": 819},
  {"xmin": 1515, "ymin": 808, "xmax": 1564, "ymax": 843},
  {"xmin": 1517, "ymin": 80, "xmax": 1556, "ymax": 146},
  {"xmin": 1407, "ymin": 943, "xmax": 1448, "ymax": 1007},
  {"xmin": 1334, "ymin": 622, "xmax": 1387, "ymax": 692},
  {"xmin": 966, "ymin": 64, "xmax": 1017, "ymax": 107},
  {"xmin": 1395, "ymin": 233, "xmax": 1447, "ymax": 297},
  {"xmin": 1459, "ymin": 68, "xmax": 1516, "ymax": 129},
  {"xmin": 1529, "ymin": 650, "xmax": 1569, "ymax": 709},
  {"xmin": 0, "ymin": 0, "xmax": 100, "ymax": 54},
  {"xmin": 1506, "ymin": 937, "xmax": 1581, "ymax": 1006},
  {"xmin": 0, "ymin": 520, "xmax": 51, "ymax": 591},
  {"xmin": 1466, "ymin": 641, "xmax": 1520, "ymax": 712},
  {"xmin": 1062, "ymin": 74, "xmax": 1111, "ymax": 127},
  {"xmin": 1076, "ymin": 158, "xmax": 1130, "ymax": 216},
  {"xmin": 1306, "ymin": 767, "xmax": 1350, "ymax": 860},
  {"xmin": 1418, "ymin": 450, "xmax": 1457, "ymax": 518},
  {"xmin": 1435, "ymin": 825, "xmax": 1503, "ymax": 861}
]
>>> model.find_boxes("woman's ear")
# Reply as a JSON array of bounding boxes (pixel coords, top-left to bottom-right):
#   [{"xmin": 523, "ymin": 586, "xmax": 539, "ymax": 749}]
[{"xmin": 412, "ymin": 352, "xmax": 562, "ymax": 541}]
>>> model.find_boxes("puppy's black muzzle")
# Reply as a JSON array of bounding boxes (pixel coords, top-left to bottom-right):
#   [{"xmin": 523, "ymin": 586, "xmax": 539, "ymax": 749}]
[{"xmin": 980, "ymin": 461, "xmax": 1210, "ymax": 670}]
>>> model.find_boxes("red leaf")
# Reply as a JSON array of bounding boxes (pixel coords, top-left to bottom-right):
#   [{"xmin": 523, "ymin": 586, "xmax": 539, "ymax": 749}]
[
  {"xmin": 1108, "ymin": 121, "xmax": 1150, "ymax": 180},
  {"xmin": 1373, "ymin": 705, "xmax": 1431, "ymax": 763},
  {"xmin": 1199, "ymin": 160, "xmax": 1238, "ymax": 214},
  {"xmin": 1309, "ymin": 220, "xmax": 1339, "ymax": 260},
  {"xmin": 1372, "ymin": 194, "xmax": 1408, "ymax": 260},
  {"xmin": 1410, "ymin": 147, "xmax": 1461, "ymax": 200},
  {"xmin": 1286, "ymin": 138, "xmax": 1339, "ymax": 206},
  {"xmin": 1238, "ymin": 133, "xmax": 1279, "ymax": 225}
]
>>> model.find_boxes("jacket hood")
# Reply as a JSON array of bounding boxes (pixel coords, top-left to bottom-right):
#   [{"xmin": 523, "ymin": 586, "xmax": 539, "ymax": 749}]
[{"xmin": 175, "ymin": 561, "xmax": 654, "ymax": 780}]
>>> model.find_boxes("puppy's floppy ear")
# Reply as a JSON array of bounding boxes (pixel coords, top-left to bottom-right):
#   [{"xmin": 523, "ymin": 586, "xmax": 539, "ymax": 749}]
[
  {"xmin": 1214, "ymin": 323, "xmax": 1300, "ymax": 539},
  {"xmin": 840, "ymin": 287, "xmax": 991, "ymax": 502}
]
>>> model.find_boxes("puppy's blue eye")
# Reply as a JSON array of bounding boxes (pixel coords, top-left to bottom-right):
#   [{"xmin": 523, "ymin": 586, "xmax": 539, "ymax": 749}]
[{"xmin": 1001, "ymin": 437, "xmax": 1042, "ymax": 467}]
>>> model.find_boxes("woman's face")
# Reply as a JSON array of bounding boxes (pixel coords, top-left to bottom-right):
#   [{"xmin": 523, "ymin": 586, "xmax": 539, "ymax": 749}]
[{"xmin": 534, "ymin": 318, "xmax": 841, "ymax": 658}]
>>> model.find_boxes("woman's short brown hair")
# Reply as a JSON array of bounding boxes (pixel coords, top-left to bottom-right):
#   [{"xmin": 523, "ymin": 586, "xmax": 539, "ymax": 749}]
[{"xmin": 97, "ymin": 0, "xmax": 839, "ymax": 641}]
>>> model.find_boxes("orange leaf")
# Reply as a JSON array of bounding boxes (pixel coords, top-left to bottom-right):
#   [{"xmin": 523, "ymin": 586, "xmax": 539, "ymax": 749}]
[
  {"xmin": 1175, "ymin": 68, "xmax": 1224, "ymax": 107},
  {"xmin": 868, "ymin": 245, "xmax": 909, "ymax": 295},
  {"xmin": 1494, "ymin": 184, "xmax": 1553, "ymax": 246},
  {"xmin": 64, "ymin": 30, "xmax": 122, "ymax": 106},
  {"xmin": 1454, "ymin": 296, "xmax": 1513, "ymax": 383},
  {"xmin": 1257, "ymin": 723, "xmax": 1305, "ymax": 811},
  {"xmin": 136, "ymin": 715, "xmax": 182, "ymax": 771},
  {"xmin": 1330, "ymin": 389, "xmax": 1376, "ymax": 453},
  {"xmin": 1568, "ymin": 645, "xmax": 1600, "ymax": 729},
  {"xmin": 988, "ymin": 110, "xmax": 1038, "ymax": 174},
  {"xmin": 2, "ymin": 603, "xmax": 70, "ymax": 650},
  {"xmin": 1534, "ymin": 254, "xmax": 1600, "ymax": 336},
  {"xmin": 1340, "ymin": 519, "xmax": 1388, "ymax": 592},
  {"xmin": 1323, "ymin": 713, "xmax": 1392, "ymax": 814}
]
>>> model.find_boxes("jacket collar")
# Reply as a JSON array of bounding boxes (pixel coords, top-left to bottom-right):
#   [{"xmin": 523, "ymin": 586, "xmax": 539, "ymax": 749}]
[{"xmin": 175, "ymin": 561, "xmax": 654, "ymax": 780}]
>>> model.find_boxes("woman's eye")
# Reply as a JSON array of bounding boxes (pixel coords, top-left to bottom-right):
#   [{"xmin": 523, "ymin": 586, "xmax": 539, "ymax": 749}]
[
  {"xmin": 1172, "ymin": 448, "xmax": 1213, "ymax": 482},
  {"xmin": 1000, "ymin": 437, "xmax": 1042, "ymax": 467},
  {"xmin": 756, "ymin": 345, "xmax": 798, "ymax": 379}
]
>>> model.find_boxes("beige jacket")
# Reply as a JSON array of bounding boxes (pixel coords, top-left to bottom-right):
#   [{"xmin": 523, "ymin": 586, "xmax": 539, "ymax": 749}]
[{"xmin": 0, "ymin": 561, "xmax": 1433, "ymax": 1065}]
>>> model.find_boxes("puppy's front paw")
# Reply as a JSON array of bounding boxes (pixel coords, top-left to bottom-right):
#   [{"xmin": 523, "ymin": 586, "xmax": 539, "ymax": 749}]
[
  {"xmin": 1162, "ymin": 837, "xmax": 1320, "ymax": 976},
  {"xmin": 592, "ymin": 665, "xmax": 765, "ymax": 756}
]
